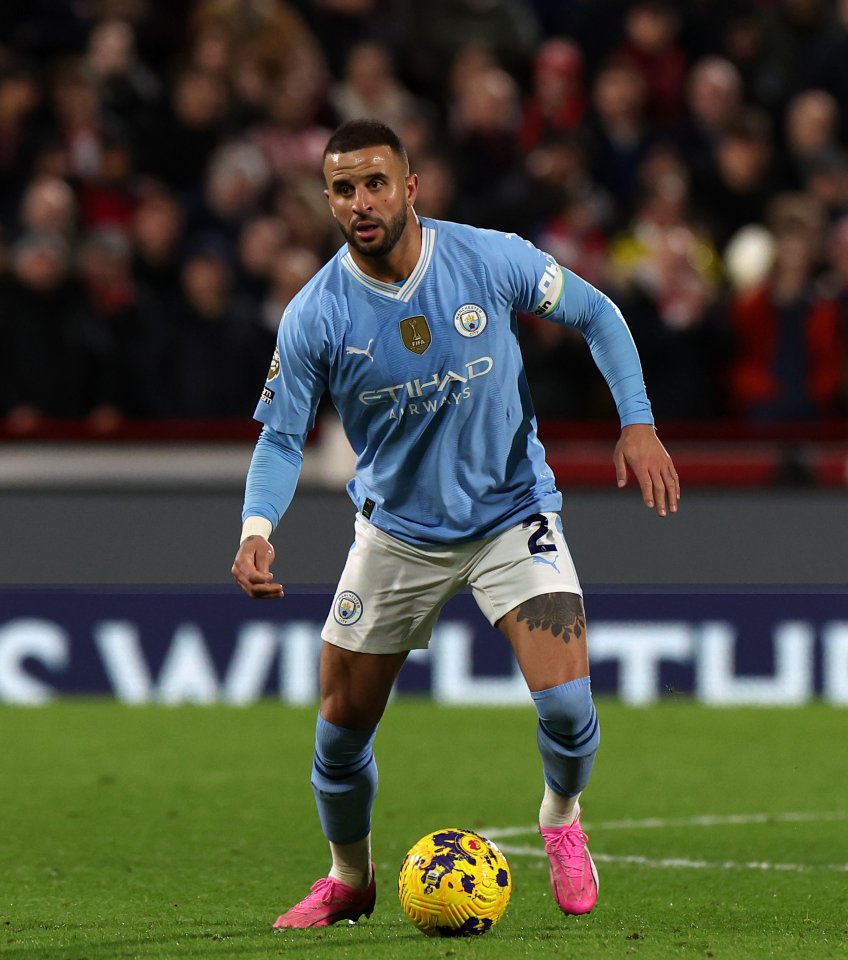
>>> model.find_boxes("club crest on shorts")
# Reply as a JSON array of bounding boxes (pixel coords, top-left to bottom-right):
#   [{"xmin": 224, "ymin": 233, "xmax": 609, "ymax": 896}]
[
  {"xmin": 333, "ymin": 590, "xmax": 363, "ymax": 625},
  {"xmin": 453, "ymin": 304, "xmax": 488, "ymax": 337},
  {"xmin": 399, "ymin": 315, "xmax": 431, "ymax": 354}
]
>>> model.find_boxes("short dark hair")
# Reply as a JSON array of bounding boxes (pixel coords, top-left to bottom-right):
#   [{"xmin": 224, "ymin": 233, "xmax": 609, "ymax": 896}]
[{"xmin": 323, "ymin": 119, "xmax": 408, "ymax": 170}]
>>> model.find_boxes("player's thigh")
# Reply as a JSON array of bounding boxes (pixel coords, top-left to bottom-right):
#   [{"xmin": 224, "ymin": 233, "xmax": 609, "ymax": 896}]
[
  {"xmin": 319, "ymin": 641, "xmax": 409, "ymax": 730},
  {"xmin": 469, "ymin": 511, "xmax": 589, "ymax": 691},
  {"xmin": 320, "ymin": 517, "xmax": 464, "ymax": 726},
  {"xmin": 497, "ymin": 593, "xmax": 589, "ymax": 692}
]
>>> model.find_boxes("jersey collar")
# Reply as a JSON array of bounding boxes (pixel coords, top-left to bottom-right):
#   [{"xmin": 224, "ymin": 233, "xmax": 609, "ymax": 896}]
[{"xmin": 340, "ymin": 224, "xmax": 435, "ymax": 302}]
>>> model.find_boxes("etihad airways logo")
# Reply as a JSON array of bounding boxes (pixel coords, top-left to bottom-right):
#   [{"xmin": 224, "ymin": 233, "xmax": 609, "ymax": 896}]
[{"xmin": 358, "ymin": 356, "xmax": 493, "ymax": 417}]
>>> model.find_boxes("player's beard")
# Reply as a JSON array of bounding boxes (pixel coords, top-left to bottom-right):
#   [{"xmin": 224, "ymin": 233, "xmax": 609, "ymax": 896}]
[{"xmin": 343, "ymin": 206, "xmax": 409, "ymax": 258}]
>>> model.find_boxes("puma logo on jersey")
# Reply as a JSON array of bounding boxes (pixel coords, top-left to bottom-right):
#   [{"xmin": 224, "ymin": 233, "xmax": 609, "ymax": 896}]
[{"xmin": 346, "ymin": 338, "xmax": 375, "ymax": 362}]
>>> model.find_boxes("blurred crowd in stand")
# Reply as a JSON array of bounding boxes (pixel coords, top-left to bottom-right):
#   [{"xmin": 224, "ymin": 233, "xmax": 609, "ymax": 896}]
[{"xmin": 1, "ymin": 0, "xmax": 848, "ymax": 431}]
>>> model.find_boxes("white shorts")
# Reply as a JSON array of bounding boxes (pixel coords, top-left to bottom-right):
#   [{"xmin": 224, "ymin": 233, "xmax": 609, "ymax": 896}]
[{"xmin": 321, "ymin": 511, "xmax": 582, "ymax": 654}]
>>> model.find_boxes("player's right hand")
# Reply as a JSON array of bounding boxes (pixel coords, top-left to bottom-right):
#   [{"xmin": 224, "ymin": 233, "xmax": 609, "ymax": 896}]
[{"xmin": 231, "ymin": 536, "xmax": 285, "ymax": 599}]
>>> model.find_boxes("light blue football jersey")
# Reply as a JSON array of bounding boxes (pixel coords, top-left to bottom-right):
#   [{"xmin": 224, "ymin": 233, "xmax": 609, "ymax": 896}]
[{"xmin": 254, "ymin": 217, "xmax": 652, "ymax": 545}]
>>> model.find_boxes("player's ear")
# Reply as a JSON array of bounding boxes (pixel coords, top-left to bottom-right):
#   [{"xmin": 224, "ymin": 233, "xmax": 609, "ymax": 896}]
[
  {"xmin": 406, "ymin": 173, "xmax": 419, "ymax": 206},
  {"xmin": 323, "ymin": 189, "xmax": 336, "ymax": 217}
]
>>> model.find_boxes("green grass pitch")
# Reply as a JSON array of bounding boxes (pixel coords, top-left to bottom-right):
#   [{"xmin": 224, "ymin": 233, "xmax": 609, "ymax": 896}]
[{"xmin": 2, "ymin": 700, "xmax": 846, "ymax": 959}]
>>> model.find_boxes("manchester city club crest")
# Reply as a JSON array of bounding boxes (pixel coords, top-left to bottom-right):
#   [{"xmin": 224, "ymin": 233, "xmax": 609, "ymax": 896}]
[
  {"xmin": 333, "ymin": 590, "xmax": 363, "ymax": 626},
  {"xmin": 399, "ymin": 315, "xmax": 431, "ymax": 354},
  {"xmin": 453, "ymin": 304, "xmax": 488, "ymax": 338}
]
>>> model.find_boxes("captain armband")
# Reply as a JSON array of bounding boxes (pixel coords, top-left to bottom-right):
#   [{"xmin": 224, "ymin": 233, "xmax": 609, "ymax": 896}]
[{"xmin": 532, "ymin": 262, "xmax": 565, "ymax": 318}]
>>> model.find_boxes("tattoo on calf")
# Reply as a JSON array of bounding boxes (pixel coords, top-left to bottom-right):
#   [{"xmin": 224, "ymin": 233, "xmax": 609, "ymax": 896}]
[{"xmin": 515, "ymin": 593, "xmax": 585, "ymax": 644}]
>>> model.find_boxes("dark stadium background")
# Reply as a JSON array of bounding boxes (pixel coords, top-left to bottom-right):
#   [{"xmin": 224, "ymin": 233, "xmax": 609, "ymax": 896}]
[{"xmin": 1, "ymin": 0, "xmax": 846, "ymax": 704}]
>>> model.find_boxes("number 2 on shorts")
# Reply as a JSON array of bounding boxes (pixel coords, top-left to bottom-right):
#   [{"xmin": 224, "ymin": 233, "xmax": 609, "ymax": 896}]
[{"xmin": 523, "ymin": 513, "xmax": 557, "ymax": 555}]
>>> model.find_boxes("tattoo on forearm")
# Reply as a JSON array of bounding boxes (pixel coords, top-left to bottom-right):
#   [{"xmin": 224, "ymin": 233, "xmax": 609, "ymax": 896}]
[{"xmin": 515, "ymin": 593, "xmax": 585, "ymax": 644}]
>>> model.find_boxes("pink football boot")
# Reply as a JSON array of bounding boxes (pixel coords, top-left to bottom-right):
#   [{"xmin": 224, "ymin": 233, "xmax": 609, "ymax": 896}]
[
  {"xmin": 541, "ymin": 817, "xmax": 599, "ymax": 915},
  {"xmin": 273, "ymin": 865, "xmax": 376, "ymax": 928}
]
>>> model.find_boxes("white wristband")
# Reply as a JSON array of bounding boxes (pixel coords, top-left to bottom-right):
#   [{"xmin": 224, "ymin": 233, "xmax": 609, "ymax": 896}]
[{"xmin": 240, "ymin": 516, "xmax": 273, "ymax": 544}]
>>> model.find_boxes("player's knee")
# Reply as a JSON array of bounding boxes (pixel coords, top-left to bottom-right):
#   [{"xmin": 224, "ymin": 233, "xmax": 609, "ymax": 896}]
[{"xmin": 532, "ymin": 675, "xmax": 599, "ymax": 757}]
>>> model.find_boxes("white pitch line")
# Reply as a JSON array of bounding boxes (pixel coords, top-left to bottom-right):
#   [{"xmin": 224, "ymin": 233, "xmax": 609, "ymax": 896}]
[
  {"xmin": 484, "ymin": 810, "xmax": 848, "ymax": 840},
  {"xmin": 485, "ymin": 811, "xmax": 848, "ymax": 875},
  {"xmin": 493, "ymin": 845, "xmax": 848, "ymax": 874}
]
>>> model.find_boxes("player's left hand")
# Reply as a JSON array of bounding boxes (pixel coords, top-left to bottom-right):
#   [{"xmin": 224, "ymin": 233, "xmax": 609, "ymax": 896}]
[{"xmin": 613, "ymin": 423, "xmax": 680, "ymax": 517}]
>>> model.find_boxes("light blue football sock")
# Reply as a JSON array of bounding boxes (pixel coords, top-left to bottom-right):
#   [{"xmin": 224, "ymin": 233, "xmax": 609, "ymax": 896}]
[
  {"xmin": 311, "ymin": 714, "xmax": 378, "ymax": 845},
  {"xmin": 532, "ymin": 676, "xmax": 600, "ymax": 798}
]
